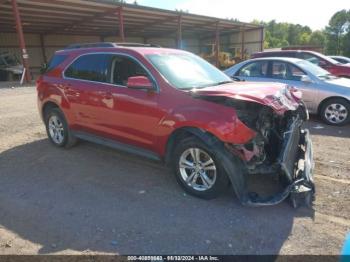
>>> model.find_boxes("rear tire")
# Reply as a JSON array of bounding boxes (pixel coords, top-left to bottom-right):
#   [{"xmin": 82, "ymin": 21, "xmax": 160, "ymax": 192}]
[
  {"xmin": 319, "ymin": 98, "xmax": 350, "ymax": 126},
  {"xmin": 44, "ymin": 107, "xmax": 77, "ymax": 148},
  {"xmin": 172, "ymin": 136, "xmax": 229, "ymax": 199}
]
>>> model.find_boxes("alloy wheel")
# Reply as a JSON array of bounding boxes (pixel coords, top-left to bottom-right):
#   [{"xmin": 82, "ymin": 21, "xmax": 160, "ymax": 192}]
[
  {"xmin": 179, "ymin": 148, "xmax": 217, "ymax": 191},
  {"xmin": 324, "ymin": 103, "xmax": 348, "ymax": 124},
  {"xmin": 48, "ymin": 115, "xmax": 65, "ymax": 144}
]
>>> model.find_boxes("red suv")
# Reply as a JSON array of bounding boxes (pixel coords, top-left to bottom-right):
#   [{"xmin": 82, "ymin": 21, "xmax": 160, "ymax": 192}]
[
  {"xmin": 37, "ymin": 43, "xmax": 314, "ymax": 207},
  {"xmin": 252, "ymin": 50, "xmax": 350, "ymax": 78}
]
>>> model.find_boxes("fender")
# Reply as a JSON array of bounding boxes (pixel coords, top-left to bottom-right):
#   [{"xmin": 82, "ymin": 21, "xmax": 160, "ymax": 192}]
[
  {"xmin": 37, "ymin": 76, "xmax": 75, "ymax": 126},
  {"xmin": 157, "ymin": 102, "xmax": 257, "ymax": 156}
]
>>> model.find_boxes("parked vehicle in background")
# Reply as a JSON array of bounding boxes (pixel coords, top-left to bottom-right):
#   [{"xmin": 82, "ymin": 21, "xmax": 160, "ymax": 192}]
[
  {"xmin": 0, "ymin": 51, "xmax": 23, "ymax": 81},
  {"xmin": 251, "ymin": 50, "xmax": 350, "ymax": 78},
  {"xmin": 37, "ymin": 42, "xmax": 314, "ymax": 207},
  {"xmin": 225, "ymin": 57, "xmax": 350, "ymax": 126},
  {"xmin": 329, "ymin": 56, "xmax": 350, "ymax": 64}
]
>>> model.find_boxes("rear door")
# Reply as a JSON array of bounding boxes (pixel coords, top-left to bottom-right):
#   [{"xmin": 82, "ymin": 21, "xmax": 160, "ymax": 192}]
[{"xmin": 62, "ymin": 53, "xmax": 114, "ymax": 133}]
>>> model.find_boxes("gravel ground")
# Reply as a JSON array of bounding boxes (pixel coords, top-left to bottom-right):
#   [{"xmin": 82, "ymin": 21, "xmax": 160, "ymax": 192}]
[{"xmin": 0, "ymin": 85, "xmax": 349, "ymax": 255}]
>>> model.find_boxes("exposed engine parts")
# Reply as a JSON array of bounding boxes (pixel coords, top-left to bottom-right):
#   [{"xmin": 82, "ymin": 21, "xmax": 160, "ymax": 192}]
[{"xmin": 193, "ymin": 93, "xmax": 314, "ymax": 208}]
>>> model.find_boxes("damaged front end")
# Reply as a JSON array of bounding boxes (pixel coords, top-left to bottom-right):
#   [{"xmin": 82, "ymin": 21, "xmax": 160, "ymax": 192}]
[{"xmin": 193, "ymin": 86, "xmax": 315, "ymax": 208}]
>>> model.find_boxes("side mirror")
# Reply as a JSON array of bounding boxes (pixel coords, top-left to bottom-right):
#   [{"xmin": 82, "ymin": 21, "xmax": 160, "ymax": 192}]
[
  {"xmin": 300, "ymin": 75, "xmax": 312, "ymax": 83},
  {"xmin": 127, "ymin": 76, "xmax": 154, "ymax": 90}
]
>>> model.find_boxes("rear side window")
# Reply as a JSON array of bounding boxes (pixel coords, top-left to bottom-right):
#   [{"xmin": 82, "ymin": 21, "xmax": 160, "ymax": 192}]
[
  {"xmin": 64, "ymin": 54, "xmax": 112, "ymax": 83},
  {"xmin": 46, "ymin": 54, "xmax": 67, "ymax": 72},
  {"xmin": 237, "ymin": 61, "xmax": 269, "ymax": 77}
]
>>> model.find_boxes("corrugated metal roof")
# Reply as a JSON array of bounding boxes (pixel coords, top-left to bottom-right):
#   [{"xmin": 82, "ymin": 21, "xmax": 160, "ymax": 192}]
[{"xmin": 0, "ymin": 0, "xmax": 262, "ymax": 37}]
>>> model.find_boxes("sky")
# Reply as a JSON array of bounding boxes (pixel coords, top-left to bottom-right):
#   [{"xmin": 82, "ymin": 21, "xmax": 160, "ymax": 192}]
[{"xmin": 125, "ymin": 0, "xmax": 349, "ymax": 30}]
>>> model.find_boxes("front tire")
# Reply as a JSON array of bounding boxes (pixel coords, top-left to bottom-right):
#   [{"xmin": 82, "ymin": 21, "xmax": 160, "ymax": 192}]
[
  {"xmin": 44, "ymin": 108, "xmax": 77, "ymax": 148},
  {"xmin": 320, "ymin": 98, "xmax": 350, "ymax": 126},
  {"xmin": 172, "ymin": 136, "xmax": 229, "ymax": 199}
]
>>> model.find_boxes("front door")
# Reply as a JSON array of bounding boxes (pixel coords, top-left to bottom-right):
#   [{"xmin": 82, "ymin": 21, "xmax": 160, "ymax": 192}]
[
  {"xmin": 269, "ymin": 60, "xmax": 318, "ymax": 111},
  {"xmin": 106, "ymin": 55, "xmax": 162, "ymax": 150}
]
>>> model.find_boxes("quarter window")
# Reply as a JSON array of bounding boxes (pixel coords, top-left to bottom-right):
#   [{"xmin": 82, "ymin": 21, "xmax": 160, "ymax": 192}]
[
  {"xmin": 46, "ymin": 54, "xmax": 67, "ymax": 72},
  {"xmin": 65, "ymin": 54, "xmax": 112, "ymax": 82}
]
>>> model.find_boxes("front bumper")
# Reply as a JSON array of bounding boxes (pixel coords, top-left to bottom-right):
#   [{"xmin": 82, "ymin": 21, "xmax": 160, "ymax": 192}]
[{"xmin": 242, "ymin": 118, "xmax": 315, "ymax": 207}]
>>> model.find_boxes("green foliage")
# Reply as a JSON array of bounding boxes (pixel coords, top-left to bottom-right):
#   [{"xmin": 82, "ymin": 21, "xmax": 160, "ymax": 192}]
[
  {"xmin": 257, "ymin": 10, "xmax": 350, "ymax": 56},
  {"xmin": 325, "ymin": 9, "xmax": 350, "ymax": 55},
  {"xmin": 309, "ymin": 31, "xmax": 326, "ymax": 46},
  {"xmin": 258, "ymin": 20, "xmax": 316, "ymax": 48}
]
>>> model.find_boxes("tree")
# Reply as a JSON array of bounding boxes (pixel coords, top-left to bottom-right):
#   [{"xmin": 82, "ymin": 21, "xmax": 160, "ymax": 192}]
[
  {"xmin": 299, "ymin": 32, "xmax": 311, "ymax": 45},
  {"xmin": 309, "ymin": 31, "xmax": 326, "ymax": 46},
  {"xmin": 325, "ymin": 9, "xmax": 349, "ymax": 55},
  {"xmin": 287, "ymin": 24, "xmax": 299, "ymax": 45},
  {"xmin": 254, "ymin": 11, "xmax": 350, "ymax": 55},
  {"xmin": 259, "ymin": 20, "xmax": 323, "ymax": 49},
  {"xmin": 342, "ymin": 10, "xmax": 350, "ymax": 56},
  {"xmin": 342, "ymin": 30, "xmax": 350, "ymax": 56}
]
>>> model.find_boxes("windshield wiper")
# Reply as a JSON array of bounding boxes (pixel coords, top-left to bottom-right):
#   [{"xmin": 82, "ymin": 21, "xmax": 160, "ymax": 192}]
[
  {"xmin": 182, "ymin": 80, "xmax": 233, "ymax": 90},
  {"xmin": 215, "ymin": 81, "xmax": 233, "ymax": 85}
]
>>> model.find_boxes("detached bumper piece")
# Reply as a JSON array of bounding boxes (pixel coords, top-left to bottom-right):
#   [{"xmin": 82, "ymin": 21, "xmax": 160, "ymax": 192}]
[
  {"xmin": 288, "ymin": 129, "xmax": 315, "ymax": 208},
  {"xmin": 242, "ymin": 117, "xmax": 315, "ymax": 208}
]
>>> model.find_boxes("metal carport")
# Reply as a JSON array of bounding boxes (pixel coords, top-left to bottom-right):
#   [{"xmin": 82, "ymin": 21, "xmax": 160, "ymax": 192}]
[{"xmin": 0, "ymin": 0, "xmax": 264, "ymax": 83}]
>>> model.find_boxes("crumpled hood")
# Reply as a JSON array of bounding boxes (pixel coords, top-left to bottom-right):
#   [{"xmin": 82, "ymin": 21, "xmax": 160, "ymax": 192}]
[{"xmin": 191, "ymin": 82, "xmax": 301, "ymax": 114}]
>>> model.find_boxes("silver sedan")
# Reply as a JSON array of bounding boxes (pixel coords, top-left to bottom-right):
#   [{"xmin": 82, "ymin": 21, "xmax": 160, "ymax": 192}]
[{"xmin": 225, "ymin": 57, "xmax": 350, "ymax": 126}]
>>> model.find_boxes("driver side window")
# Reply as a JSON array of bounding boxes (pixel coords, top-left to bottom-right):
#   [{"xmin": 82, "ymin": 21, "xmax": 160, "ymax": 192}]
[
  {"xmin": 271, "ymin": 61, "xmax": 306, "ymax": 81},
  {"xmin": 111, "ymin": 55, "xmax": 149, "ymax": 86}
]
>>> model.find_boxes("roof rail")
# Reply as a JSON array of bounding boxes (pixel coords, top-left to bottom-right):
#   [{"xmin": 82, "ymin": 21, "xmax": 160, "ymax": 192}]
[
  {"xmin": 64, "ymin": 42, "xmax": 116, "ymax": 50},
  {"xmin": 63, "ymin": 42, "xmax": 161, "ymax": 50},
  {"xmin": 115, "ymin": 43, "xmax": 161, "ymax": 48}
]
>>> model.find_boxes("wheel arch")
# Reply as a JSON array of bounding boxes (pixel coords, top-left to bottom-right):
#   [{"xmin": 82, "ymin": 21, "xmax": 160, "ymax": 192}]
[
  {"xmin": 164, "ymin": 126, "xmax": 221, "ymax": 165},
  {"xmin": 42, "ymin": 101, "xmax": 60, "ymax": 119},
  {"xmin": 317, "ymin": 96, "xmax": 350, "ymax": 115},
  {"xmin": 165, "ymin": 126, "xmax": 250, "ymax": 204}
]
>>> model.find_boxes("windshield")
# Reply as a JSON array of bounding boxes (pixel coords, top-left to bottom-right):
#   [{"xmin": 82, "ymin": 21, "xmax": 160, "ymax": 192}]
[
  {"xmin": 146, "ymin": 53, "xmax": 232, "ymax": 90},
  {"xmin": 296, "ymin": 60, "xmax": 337, "ymax": 79}
]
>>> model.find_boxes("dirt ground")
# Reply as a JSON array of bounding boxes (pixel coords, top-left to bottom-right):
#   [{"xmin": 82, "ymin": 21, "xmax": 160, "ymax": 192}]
[{"xmin": 0, "ymin": 85, "xmax": 349, "ymax": 255}]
